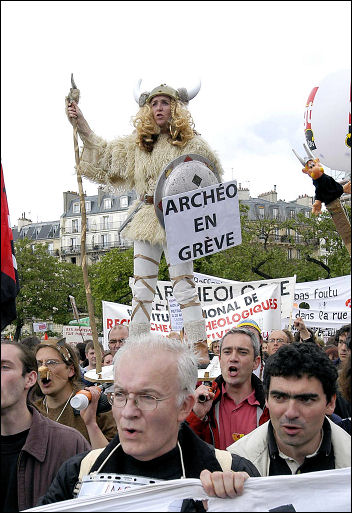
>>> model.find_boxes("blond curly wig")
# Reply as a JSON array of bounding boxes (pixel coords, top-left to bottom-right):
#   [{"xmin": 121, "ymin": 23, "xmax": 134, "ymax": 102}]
[{"xmin": 132, "ymin": 99, "xmax": 197, "ymax": 152}]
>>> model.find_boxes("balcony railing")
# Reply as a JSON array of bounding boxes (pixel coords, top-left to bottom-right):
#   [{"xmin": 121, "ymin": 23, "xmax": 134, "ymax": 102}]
[
  {"xmin": 61, "ymin": 240, "xmax": 133, "ymax": 255},
  {"xmin": 61, "ymin": 222, "xmax": 124, "ymax": 234}
]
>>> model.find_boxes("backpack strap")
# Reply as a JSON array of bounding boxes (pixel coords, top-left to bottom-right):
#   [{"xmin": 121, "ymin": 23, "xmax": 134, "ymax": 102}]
[
  {"xmin": 214, "ymin": 448, "xmax": 233, "ymax": 471},
  {"xmin": 78, "ymin": 448, "xmax": 105, "ymax": 481}
]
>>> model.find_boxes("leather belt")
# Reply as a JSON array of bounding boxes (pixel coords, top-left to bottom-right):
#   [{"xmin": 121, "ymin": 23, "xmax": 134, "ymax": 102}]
[{"xmin": 140, "ymin": 194, "xmax": 154, "ymax": 205}]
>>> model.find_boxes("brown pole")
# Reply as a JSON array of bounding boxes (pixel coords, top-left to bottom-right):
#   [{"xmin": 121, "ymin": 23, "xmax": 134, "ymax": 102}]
[{"xmin": 66, "ymin": 75, "xmax": 102, "ymax": 377}]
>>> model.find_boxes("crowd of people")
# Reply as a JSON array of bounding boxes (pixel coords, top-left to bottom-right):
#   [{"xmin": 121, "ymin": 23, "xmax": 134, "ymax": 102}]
[{"xmin": 1, "ymin": 320, "xmax": 350, "ymax": 511}]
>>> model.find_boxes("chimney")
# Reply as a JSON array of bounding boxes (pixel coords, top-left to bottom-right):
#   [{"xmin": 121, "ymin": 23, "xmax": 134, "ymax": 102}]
[
  {"xmin": 17, "ymin": 214, "xmax": 32, "ymax": 230},
  {"xmin": 98, "ymin": 186, "xmax": 105, "ymax": 207},
  {"xmin": 63, "ymin": 191, "xmax": 79, "ymax": 214}
]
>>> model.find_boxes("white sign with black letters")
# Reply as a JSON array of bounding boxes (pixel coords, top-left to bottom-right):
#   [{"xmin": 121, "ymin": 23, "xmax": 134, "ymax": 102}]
[{"xmin": 163, "ymin": 180, "xmax": 242, "ymax": 265}]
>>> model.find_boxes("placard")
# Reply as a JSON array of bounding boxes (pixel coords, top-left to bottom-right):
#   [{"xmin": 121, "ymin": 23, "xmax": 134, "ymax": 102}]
[{"xmin": 163, "ymin": 180, "xmax": 241, "ymax": 265}]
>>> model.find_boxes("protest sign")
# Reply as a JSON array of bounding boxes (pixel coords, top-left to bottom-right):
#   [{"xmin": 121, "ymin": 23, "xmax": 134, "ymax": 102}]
[
  {"xmin": 292, "ymin": 275, "xmax": 351, "ymax": 339},
  {"xmin": 62, "ymin": 325, "xmax": 92, "ymax": 344},
  {"xmin": 204, "ymin": 284, "xmax": 281, "ymax": 340},
  {"xmin": 153, "ymin": 275, "xmax": 295, "ymax": 319},
  {"xmin": 24, "ymin": 467, "xmax": 350, "ymax": 512},
  {"xmin": 167, "ymin": 296, "xmax": 184, "ymax": 331},
  {"xmin": 163, "ymin": 180, "xmax": 241, "ymax": 265},
  {"xmin": 102, "ymin": 284, "xmax": 280, "ymax": 345},
  {"xmin": 33, "ymin": 322, "xmax": 48, "ymax": 333},
  {"xmin": 102, "ymin": 301, "xmax": 171, "ymax": 349}
]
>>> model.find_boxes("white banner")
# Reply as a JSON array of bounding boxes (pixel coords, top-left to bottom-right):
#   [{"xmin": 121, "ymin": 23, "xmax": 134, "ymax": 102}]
[
  {"xmin": 24, "ymin": 467, "xmax": 351, "ymax": 512},
  {"xmin": 62, "ymin": 325, "xmax": 93, "ymax": 345},
  {"xmin": 102, "ymin": 302, "xmax": 171, "ymax": 350},
  {"xmin": 102, "ymin": 284, "xmax": 280, "ymax": 346},
  {"xmin": 163, "ymin": 180, "xmax": 241, "ymax": 265},
  {"xmin": 33, "ymin": 322, "xmax": 48, "ymax": 333},
  {"xmin": 292, "ymin": 275, "xmax": 351, "ymax": 339},
  {"xmin": 204, "ymin": 284, "xmax": 281, "ymax": 341},
  {"xmin": 152, "ymin": 275, "xmax": 295, "ymax": 319}
]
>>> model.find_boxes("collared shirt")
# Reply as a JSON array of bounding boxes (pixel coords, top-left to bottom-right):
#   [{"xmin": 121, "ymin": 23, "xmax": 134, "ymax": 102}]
[
  {"xmin": 267, "ymin": 418, "xmax": 335, "ymax": 475},
  {"xmin": 219, "ymin": 383, "xmax": 260, "ymax": 450}
]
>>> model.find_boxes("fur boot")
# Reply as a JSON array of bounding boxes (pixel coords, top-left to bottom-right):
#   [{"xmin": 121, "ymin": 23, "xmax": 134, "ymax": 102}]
[{"xmin": 127, "ymin": 322, "xmax": 151, "ymax": 340}]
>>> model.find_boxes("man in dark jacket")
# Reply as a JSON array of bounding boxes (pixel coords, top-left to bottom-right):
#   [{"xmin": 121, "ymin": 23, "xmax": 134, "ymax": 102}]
[
  {"xmin": 0, "ymin": 342, "xmax": 91, "ymax": 512},
  {"xmin": 37, "ymin": 334, "xmax": 259, "ymax": 506},
  {"xmin": 186, "ymin": 327, "xmax": 269, "ymax": 449}
]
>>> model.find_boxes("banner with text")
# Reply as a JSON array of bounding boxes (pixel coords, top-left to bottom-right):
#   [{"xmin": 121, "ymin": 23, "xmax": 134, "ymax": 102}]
[
  {"xmin": 149, "ymin": 275, "xmax": 295, "ymax": 319},
  {"xmin": 203, "ymin": 283, "xmax": 281, "ymax": 340},
  {"xmin": 163, "ymin": 180, "xmax": 241, "ymax": 265},
  {"xmin": 102, "ymin": 284, "xmax": 280, "ymax": 346},
  {"xmin": 24, "ymin": 465, "xmax": 350, "ymax": 512},
  {"xmin": 292, "ymin": 274, "xmax": 351, "ymax": 339},
  {"xmin": 33, "ymin": 322, "xmax": 48, "ymax": 333},
  {"xmin": 62, "ymin": 325, "xmax": 93, "ymax": 344}
]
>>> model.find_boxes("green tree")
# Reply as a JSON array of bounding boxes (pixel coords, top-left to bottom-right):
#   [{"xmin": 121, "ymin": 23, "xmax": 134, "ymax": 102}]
[
  {"xmin": 13, "ymin": 238, "xmax": 85, "ymax": 339},
  {"xmin": 89, "ymin": 247, "xmax": 134, "ymax": 315},
  {"xmin": 288, "ymin": 206, "xmax": 351, "ymax": 280},
  {"xmin": 87, "ymin": 204, "xmax": 350, "ymax": 309}
]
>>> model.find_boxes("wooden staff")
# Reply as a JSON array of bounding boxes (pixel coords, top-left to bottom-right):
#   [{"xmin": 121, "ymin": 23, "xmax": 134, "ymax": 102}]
[{"xmin": 66, "ymin": 74, "xmax": 102, "ymax": 377}]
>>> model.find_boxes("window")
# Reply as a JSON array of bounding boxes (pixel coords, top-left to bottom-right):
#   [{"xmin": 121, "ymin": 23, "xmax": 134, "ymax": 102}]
[
  {"xmin": 288, "ymin": 248, "xmax": 293, "ymax": 259},
  {"xmin": 272, "ymin": 208, "xmax": 279, "ymax": 220},
  {"xmin": 104, "ymin": 198, "xmax": 112, "ymax": 209},
  {"xmin": 296, "ymin": 249, "xmax": 301, "ymax": 259},
  {"xmin": 274, "ymin": 228, "xmax": 280, "ymax": 241},
  {"xmin": 85, "ymin": 201, "xmax": 91, "ymax": 212},
  {"xmin": 102, "ymin": 234, "xmax": 109, "ymax": 248},
  {"xmin": 305, "ymin": 210, "xmax": 310, "ymax": 218},
  {"xmin": 289, "ymin": 209, "xmax": 295, "ymax": 218},
  {"xmin": 120, "ymin": 196, "xmax": 128, "ymax": 208},
  {"xmin": 48, "ymin": 243, "xmax": 54, "ymax": 254},
  {"xmin": 70, "ymin": 238, "xmax": 77, "ymax": 248},
  {"xmin": 72, "ymin": 219, "xmax": 79, "ymax": 233},
  {"xmin": 103, "ymin": 216, "xmax": 110, "ymax": 230},
  {"xmin": 73, "ymin": 202, "xmax": 80, "ymax": 213},
  {"xmin": 258, "ymin": 206, "xmax": 265, "ymax": 219}
]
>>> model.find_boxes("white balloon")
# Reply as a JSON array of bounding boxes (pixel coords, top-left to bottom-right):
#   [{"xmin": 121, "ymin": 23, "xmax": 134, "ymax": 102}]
[{"xmin": 304, "ymin": 69, "xmax": 351, "ymax": 172}]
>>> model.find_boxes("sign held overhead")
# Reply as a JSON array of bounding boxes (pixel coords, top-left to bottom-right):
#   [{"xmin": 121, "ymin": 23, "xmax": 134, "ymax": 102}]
[{"xmin": 163, "ymin": 180, "xmax": 242, "ymax": 265}]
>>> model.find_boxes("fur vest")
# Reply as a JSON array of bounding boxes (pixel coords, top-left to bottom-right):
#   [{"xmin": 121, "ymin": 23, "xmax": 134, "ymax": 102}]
[{"xmin": 79, "ymin": 131, "xmax": 224, "ymax": 245}]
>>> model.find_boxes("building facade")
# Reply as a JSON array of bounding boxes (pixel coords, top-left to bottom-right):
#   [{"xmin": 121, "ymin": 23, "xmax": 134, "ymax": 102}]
[
  {"xmin": 60, "ymin": 188, "xmax": 136, "ymax": 265},
  {"xmin": 12, "ymin": 187, "xmax": 137, "ymax": 265},
  {"xmin": 14, "ymin": 184, "xmax": 349, "ymax": 263}
]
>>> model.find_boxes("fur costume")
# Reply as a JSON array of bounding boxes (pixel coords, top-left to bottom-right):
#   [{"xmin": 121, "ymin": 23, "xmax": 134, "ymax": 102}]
[{"xmin": 78, "ymin": 131, "xmax": 224, "ymax": 245}]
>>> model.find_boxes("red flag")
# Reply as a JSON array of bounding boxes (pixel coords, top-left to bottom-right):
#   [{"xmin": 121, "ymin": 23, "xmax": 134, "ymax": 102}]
[{"xmin": 1, "ymin": 164, "xmax": 20, "ymax": 330}]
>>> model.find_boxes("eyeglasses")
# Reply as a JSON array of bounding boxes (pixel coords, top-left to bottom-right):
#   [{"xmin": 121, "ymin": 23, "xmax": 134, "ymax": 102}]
[
  {"xmin": 36, "ymin": 359, "xmax": 65, "ymax": 369},
  {"xmin": 267, "ymin": 338, "xmax": 287, "ymax": 345},
  {"xmin": 109, "ymin": 338, "xmax": 125, "ymax": 346},
  {"xmin": 105, "ymin": 388, "xmax": 171, "ymax": 410}
]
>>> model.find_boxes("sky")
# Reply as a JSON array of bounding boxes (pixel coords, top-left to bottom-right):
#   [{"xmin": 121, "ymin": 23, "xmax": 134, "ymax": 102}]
[{"xmin": 1, "ymin": 1, "xmax": 351, "ymax": 226}]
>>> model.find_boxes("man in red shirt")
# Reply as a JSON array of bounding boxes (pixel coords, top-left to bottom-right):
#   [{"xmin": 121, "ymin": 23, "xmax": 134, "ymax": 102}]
[{"xmin": 186, "ymin": 327, "xmax": 269, "ymax": 449}]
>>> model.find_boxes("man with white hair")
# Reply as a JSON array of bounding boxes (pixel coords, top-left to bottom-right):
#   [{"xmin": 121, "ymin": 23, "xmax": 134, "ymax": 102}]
[{"xmin": 36, "ymin": 334, "xmax": 259, "ymax": 506}]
